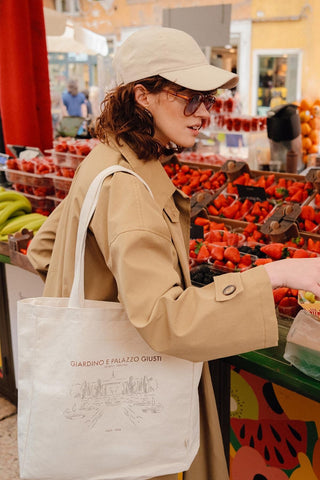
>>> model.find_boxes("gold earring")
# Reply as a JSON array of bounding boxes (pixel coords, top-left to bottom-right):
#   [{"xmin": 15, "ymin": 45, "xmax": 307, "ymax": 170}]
[{"xmin": 144, "ymin": 108, "xmax": 153, "ymax": 118}]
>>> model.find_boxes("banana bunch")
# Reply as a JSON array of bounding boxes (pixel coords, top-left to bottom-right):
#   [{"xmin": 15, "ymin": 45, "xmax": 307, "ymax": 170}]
[{"xmin": 0, "ymin": 189, "xmax": 47, "ymax": 242}]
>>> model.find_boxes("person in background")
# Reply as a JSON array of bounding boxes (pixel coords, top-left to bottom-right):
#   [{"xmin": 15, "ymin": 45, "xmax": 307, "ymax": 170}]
[
  {"xmin": 27, "ymin": 27, "xmax": 320, "ymax": 480},
  {"xmin": 82, "ymin": 88, "xmax": 93, "ymax": 118},
  {"xmin": 62, "ymin": 79, "xmax": 87, "ymax": 117}
]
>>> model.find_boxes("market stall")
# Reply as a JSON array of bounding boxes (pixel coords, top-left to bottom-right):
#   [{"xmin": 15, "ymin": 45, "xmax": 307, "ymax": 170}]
[
  {"xmin": 0, "ymin": 87, "xmax": 320, "ymax": 476},
  {"xmin": 0, "ymin": 142, "xmax": 319, "ymax": 477}
]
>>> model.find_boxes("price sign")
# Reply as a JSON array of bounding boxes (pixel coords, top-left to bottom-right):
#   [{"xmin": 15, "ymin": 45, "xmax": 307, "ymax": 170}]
[
  {"xmin": 190, "ymin": 223, "xmax": 204, "ymax": 239},
  {"xmin": 236, "ymin": 184, "xmax": 267, "ymax": 201},
  {"xmin": 0, "ymin": 153, "xmax": 9, "ymax": 165}
]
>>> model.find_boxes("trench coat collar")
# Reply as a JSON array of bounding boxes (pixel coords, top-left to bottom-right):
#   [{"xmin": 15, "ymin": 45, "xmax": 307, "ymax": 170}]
[{"xmin": 116, "ymin": 140, "xmax": 179, "ymax": 210}]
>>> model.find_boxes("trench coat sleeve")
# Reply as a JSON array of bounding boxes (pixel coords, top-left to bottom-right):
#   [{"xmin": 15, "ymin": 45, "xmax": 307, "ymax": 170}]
[
  {"xmin": 27, "ymin": 200, "xmax": 63, "ymax": 280},
  {"xmin": 93, "ymin": 172, "xmax": 278, "ymax": 363}
]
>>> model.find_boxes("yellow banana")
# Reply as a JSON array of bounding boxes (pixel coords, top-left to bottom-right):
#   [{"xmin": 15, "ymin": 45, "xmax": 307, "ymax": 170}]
[
  {"xmin": 0, "ymin": 190, "xmax": 30, "ymax": 204},
  {"xmin": 10, "ymin": 209, "xmax": 27, "ymax": 218},
  {"xmin": 20, "ymin": 217, "xmax": 47, "ymax": 233},
  {"xmin": 0, "ymin": 213, "xmax": 46, "ymax": 235},
  {"xmin": 0, "ymin": 201, "xmax": 14, "ymax": 211},
  {"xmin": 0, "ymin": 198, "xmax": 32, "ymax": 225}
]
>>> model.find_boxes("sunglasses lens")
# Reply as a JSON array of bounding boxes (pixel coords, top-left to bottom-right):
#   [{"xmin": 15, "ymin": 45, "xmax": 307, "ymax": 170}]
[
  {"xmin": 204, "ymin": 96, "xmax": 216, "ymax": 112},
  {"xmin": 185, "ymin": 95, "xmax": 202, "ymax": 115},
  {"xmin": 185, "ymin": 95, "xmax": 216, "ymax": 115}
]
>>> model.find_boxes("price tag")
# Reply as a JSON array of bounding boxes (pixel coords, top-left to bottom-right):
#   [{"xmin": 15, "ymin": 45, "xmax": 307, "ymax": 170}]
[
  {"xmin": 0, "ymin": 153, "xmax": 9, "ymax": 165},
  {"xmin": 190, "ymin": 223, "xmax": 204, "ymax": 239},
  {"xmin": 236, "ymin": 184, "xmax": 266, "ymax": 200}
]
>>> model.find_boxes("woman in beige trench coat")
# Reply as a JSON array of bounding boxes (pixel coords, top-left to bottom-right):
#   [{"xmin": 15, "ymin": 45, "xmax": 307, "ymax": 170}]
[{"xmin": 28, "ymin": 27, "xmax": 320, "ymax": 480}]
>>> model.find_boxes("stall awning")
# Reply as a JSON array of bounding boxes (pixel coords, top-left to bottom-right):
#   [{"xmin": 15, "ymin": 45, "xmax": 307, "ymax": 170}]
[
  {"xmin": 0, "ymin": 1, "xmax": 53, "ymax": 153},
  {"xmin": 43, "ymin": 6, "xmax": 66, "ymax": 36},
  {"xmin": 44, "ymin": 7, "xmax": 108, "ymax": 56}
]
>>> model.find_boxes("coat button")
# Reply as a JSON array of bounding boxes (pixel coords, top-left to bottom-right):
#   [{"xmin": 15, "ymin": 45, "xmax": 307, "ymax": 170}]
[{"xmin": 223, "ymin": 285, "xmax": 236, "ymax": 296}]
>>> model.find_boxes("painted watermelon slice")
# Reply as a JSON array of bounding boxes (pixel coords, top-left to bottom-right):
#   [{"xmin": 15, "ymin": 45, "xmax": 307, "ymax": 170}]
[{"xmin": 231, "ymin": 418, "xmax": 308, "ymax": 470}]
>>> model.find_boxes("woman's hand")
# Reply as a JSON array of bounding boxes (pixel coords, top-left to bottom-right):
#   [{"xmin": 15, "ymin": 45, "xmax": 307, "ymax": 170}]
[{"xmin": 263, "ymin": 257, "xmax": 320, "ymax": 298}]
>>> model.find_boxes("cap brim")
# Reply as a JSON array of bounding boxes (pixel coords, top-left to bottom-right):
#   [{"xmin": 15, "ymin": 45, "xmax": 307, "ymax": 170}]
[{"xmin": 160, "ymin": 63, "xmax": 239, "ymax": 91}]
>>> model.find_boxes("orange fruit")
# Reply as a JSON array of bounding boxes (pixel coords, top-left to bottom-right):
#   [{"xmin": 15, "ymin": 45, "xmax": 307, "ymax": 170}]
[
  {"xmin": 300, "ymin": 110, "xmax": 311, "ymax": 123},
  {"xmin": 312, "ymin": 105, "xmax": 320, "ymax": 117},
  {"xmin": 301, "ymin": 122, "xmax": 311, "ymax": 136},
  {"xmin": 313, "ymin": 98, "xmax": 320, "ymax": 107},
  {"xmin": 300, "ymin": 98, "xmax": 312, "ymax": 111},
  {"xmin": 309, "ymin": 117, "xmax": 320, "ymax": 130},
  {"xmin": 309, "ymin": 144, "xmax": 319, "ymax": 154},
  {"xmin": 302, "ymin": 136, "xmax": 313, "ymax": 151},
  {"xmin": 309, "ymin": 129, "xmax": 319, "ymax": 144}
]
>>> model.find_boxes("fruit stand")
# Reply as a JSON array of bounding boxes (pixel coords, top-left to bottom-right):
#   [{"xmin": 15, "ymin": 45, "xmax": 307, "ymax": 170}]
[
  {"xmin": 0, "ymin": 147, "xmax": 319, "ymax": 477},
  {"xmin": 166, "ymin": 155, "xmax": 320, "ymax": 478}
]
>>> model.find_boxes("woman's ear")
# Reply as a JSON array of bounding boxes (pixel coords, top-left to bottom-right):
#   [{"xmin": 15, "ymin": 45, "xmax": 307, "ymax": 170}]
[{"xmin": 134, "ymin": 84, "xmax": 150, "ymax": 109}]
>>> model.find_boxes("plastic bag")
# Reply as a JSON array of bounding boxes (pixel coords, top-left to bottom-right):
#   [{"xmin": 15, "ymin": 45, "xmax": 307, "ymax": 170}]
[{"xmin": 284, "ymin": 309, "xmax": 320, "ymax": 381}]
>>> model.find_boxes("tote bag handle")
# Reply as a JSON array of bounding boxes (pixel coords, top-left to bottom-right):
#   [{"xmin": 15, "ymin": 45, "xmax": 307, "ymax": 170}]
[{"xmin": 69, "ymin": 165, "xmax": 154, "ymax": 308}]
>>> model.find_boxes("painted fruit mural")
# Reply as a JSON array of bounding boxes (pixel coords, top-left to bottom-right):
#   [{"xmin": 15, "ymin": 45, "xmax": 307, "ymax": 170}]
[{"xmin": 230, "ymin": 368, "xmax": 320, "ymax": 479}]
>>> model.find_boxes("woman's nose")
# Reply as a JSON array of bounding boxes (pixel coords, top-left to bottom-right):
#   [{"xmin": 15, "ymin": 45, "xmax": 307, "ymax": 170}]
[{"xmin": 195, "ymin": 102, "xmax": 211, "ymax": 119}]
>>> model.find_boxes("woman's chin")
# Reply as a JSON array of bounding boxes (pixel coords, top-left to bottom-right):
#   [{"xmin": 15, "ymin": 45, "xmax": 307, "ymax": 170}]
[{"xmin": 174, "ymin": 137, "xmax": 196, "ymax": 149}]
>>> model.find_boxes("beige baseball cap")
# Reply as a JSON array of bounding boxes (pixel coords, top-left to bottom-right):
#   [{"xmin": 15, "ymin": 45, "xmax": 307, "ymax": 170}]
[{"xmin": 113, "ymin": 27, "xmax": 239, "ymax": 91}]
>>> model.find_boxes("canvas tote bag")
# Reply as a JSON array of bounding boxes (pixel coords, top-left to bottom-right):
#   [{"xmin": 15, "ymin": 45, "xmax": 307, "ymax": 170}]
[{"xmin": 17, "ymin": 165, "xmax": 203, "ymax": 480}]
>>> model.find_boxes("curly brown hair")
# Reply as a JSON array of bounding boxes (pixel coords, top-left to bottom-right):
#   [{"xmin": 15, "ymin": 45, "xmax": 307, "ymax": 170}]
[{"xmin": 94, "ymin": 76, "xmax": 184, "ymax": 160}]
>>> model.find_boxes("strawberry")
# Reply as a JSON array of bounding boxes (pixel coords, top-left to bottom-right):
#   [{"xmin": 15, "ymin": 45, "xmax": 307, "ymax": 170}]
[
  {"xmin": 289, "ymin": 289, "xmax": 298, "ymax": 297},
  {"xmin": 194, "ymin": 217, "xmax": 210, "ymax": 227},
  {"xmin": 220, "ymin": 203, "xmax": 240, "ymax": 219},
  {"xmin": 225, "ymin": 260, "xmax": 235, "ymax": 271},
  {"xmin": 300, "ymin": 205, "xmax": 316, "ymax": 221},
  {"xmin": 275, "ymin": 187, "xmax": 288, "ymax": 199},
  {"xmin": 315, "ymin": 193, "xmax": 320, "ymax": 208},
  {"xmin": 197, "ymin": 244, "xmax": 210, "ymax": 263},
  {"xmin": 265, "ymin": 185, "xmax": 276, "ymax": 197},
  {"xmin": 210, "ymin": 245, "xmax": 224, "ymax": 261},
  {"xmin": 243, "ymin": 222, "xmax": 257, "ymax": 235},
  {"xmin": 213, "ymin": 260, "xmax": 225, "ymax": 269},
  {"xmin": 181, "ymin": 185, "xmax": 192, "ymax": 196},
  {"xmin": 260, "ymin": 243, "xmax": 287, "ymax": 260},
  {"xmin": 254, "ymin": 258, "xmax": 273, "ymax": 266},
  {"xmin": 304, "ymin": 219, "xmax": 317, "ymax": 232},
  {"xmin": 240, "ymin": 254, "xmax": 253, "ymax": 266},
  {"xmin": 289, "ymin": 189, "xmax": 303, "ymax": 203},
  {"xmin": 291, "ymin": 249, "xmax": 309, "ymax": 258},
  {"xmin": 273, "ymin": 287, "xmax": 289, "ymax": 304},
  {"xmin": 238, "ymin": 262, "xmax": 250, "ymax": 271},
  {"xmin": 278, "ymin": 296, "xmax": 300, "ymax": 316},
  {"xmin": 208, "ymin": 204, "xmax": 219, "ymax": 216},
  {"xmin": 226, "ymin": 233, "xmax": 240, "ymax": 246},
  {"xmin": 307, "ymin": 238, "xmax": 320, "ymax": 253},
  {"xmin": 224, "ymin": 246, "xmax": 240, "ymax": 264},
  {"xmin": 209, "ymin": 221, "xmax": 226, "ymax": 231}
]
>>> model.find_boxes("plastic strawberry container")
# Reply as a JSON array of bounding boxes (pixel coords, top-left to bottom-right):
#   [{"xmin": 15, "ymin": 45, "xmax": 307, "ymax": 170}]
[
  {"xmin": 51, "ymin": 150, "xmax": 69, "ymax": 165},
  {"xmin": 204, "ymin": 230, "xmax": 246, "ymax": 247},
  {"xmin": 53, "ymin": 166, "xmax": 75, "ymax": 178},
  {"xmin": 208, "ymin": 250, "xmax": 257, "ymax": 273},
  {"xmin": 46, "ymin": 195, "xmax": 63, "ymax": 209},
  {"xmin": 21, "ymin": 192, "xmax": 55, "ymax": 214},
  {"xmin": 67, "ymin": 152, "xmax": 85, "ymax": 169},
  {"xmin": 5, "ymin": 169, "xmax": 54, "ymax": 188},
  {"xmin": 46, "ymin": 173, "xmax": 72, "ymax": 198}
]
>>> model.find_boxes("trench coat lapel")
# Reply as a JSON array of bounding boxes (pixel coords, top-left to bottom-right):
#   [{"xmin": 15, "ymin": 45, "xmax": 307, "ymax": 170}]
[
  {"xmin": 117, "ymin": 142, "xmax": 192, "ymax": 287},
  {"xmin": 164, "ymin": 195, "xmax": 192, "ymax": 288}
]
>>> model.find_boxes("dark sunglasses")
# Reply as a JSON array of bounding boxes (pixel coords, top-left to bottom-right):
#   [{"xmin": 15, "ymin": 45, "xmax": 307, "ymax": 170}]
[{"xmin": 163, "ymin": 90, "xmax": 216, "ymax": 116}]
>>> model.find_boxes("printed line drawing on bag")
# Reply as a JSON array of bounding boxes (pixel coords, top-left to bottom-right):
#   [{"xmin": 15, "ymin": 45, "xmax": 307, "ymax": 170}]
[{"xmin": 63, "ymin": 372, "xmax": 163, "ymax": 429}]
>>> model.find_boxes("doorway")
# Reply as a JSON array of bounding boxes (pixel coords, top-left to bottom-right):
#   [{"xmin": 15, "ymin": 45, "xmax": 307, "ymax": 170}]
[{"xmin": 252, "ymin": 49, "xmax": 302, "ymax": 115}]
